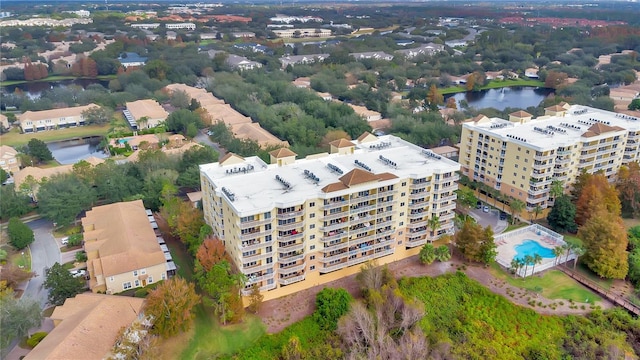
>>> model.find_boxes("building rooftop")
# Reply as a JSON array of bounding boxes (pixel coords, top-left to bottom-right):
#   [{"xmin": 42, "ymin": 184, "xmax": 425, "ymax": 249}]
[
  {"xmin": 19, "ymin": 104, "xmax": 98, "ymax": 122},
  {"xmin": 464, "ymin": 104, "xmax": 640, "ymax": 150},
  {"xmin": 24, "ymin": 293, "xmax": 144, "ymax": 360},
  {"xmin": 125, "ymin": 99, "xmax": 168, "ymax": 121},
  {"xmin": 200, "ymin": 134, "xmax": 460, "ymax": 216},
  {"xmin": 83, "ymin": 200, "xmax": 166, "ymax": 278}
]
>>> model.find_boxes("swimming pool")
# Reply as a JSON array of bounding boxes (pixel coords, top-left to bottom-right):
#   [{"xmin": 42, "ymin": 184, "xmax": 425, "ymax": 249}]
[
  {"xmin": 514, "ymin": 240, "xmax": 555, "ymax": 263},
  {"xmin": 118, "ymin": 138, "xmax": 132, "ymax": 144}
]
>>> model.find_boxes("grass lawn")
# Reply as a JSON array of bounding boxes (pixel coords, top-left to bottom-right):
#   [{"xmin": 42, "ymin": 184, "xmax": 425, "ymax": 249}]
[
  {"xmin": 179, "ymin": 306, "xmax": 266, "ymax": 359},
  {"xmin": 504, "ymin": 222, "xmax": 528, "ymax": 232},
  {"xmin": 10, "ymin": 250, "xmax": 31, "ymax": 270},
  {"xmin": 165, "ymin": 237, "xmax": 194, "ymax": 281},
  {"xmin": 490, "ymin": 263, "xmax": 601, "ymax": 304},
  {"xmin": 573, "ymin": 262, "xmax": 613, "ymax": 290},
  {"xmin": 0, "ymin": 125, "xmax": 111, "ymax": 147}
]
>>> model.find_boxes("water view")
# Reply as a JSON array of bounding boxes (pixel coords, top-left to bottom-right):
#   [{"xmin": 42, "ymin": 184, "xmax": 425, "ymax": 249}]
[
  {"xmin": 1, "ymin": 78, "xmax": 109, "ymax": 99},
  {"xmin": 47, "ymin": 137, "xmax": 108, "ymax": 165},
  {"xmin": 445, "ymin": 87, "xmax": 554, "ymax": 111}
]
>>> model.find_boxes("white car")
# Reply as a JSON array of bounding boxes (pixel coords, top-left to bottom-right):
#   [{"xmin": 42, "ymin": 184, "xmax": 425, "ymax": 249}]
[
  {"xmin": 482, "ymin": 206, "xmax": 490, "ymax": 213},
  {"xmin": 70, "ymin": 269, "xmax": 86, "ymax": 278},
  {"xmin": 61, "ymin": 237, "xmax": 69, "ymax": 245}
]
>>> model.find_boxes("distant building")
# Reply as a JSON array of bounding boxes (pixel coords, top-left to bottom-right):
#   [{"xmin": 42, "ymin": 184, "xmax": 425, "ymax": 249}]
[
  {"xmin": 395, "ymin": 43, "xmax": 445, "ymax": 59},
  {"xmin": 226, "ymin": 54, "xmax": 263, "ymax": 71},
  {"xmin": 0, "ymin": 113, "xmax": 9, "ymax": 129},
  {"xmin": 118, "ymin": 52, "xmax": 147, "ymax": 68},
  {"xmin": 349, "ymin": 104, "xmax": 382, "ymax": 122},
  {"xmin": 18, "ymin": 104, "xmax": 99, "ymax": 133},
  {"xmin": 279, "ymin": 53, "xmax": 329, "ymax": 68},
  {"xmin": 350, "ymin": 51, "xmax": 394, "ymax": 61},
  {"xmin": 270, "ymin": 15, "xmax": 323, "ymax": 23},
  {"xmin": 272, "ymin": 28, "xmax": 331, "ymax": 39},
  {"xmin": 130, "ymin": 23, "xmax": 160, "ymax": 30},
  {"xmin": 124, "ymin": 99, "xmax": 168, "ymax": 129},
  {"xmin": 83, "ymin": 200, "xmax": 173, "ymax": 294},
  {"xmin": 0, "ymin": 145, "xmax": 20, "ymax": 174},
  {"xmin": 165, "ymin": 22, "xmax": 196, "ymax": 30},
  {"xmin": 231, "ymin": 32, "xmax": 256, "ymax": 39}
]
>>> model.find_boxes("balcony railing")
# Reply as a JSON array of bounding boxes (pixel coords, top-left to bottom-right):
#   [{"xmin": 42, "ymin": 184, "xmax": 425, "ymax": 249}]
[
  {"xmin": 321, "ymin": 231, "xmax": 347, "ymax": 243},
  {"xmin": 408, "ymin": 212, "xmax": 426, "ymax": 220},
  {"xmin": 276, "ymin": 232, "xmax": 304, "ymax": 242},
  {"xmin": 439, "ymin": 212, "xmax": 455, "ymax": 221},
  {"xmin": 279, "ymin": 274, "xmax": 305, "ymax": 286},
  {"xmin": 239, "ymin": 218, "xmax": 272, "ymax": 228},
  {"xmin": 239, "ymin": 241, "xmax": 266, "ymax": 252},
  {"xmin": 278, "ymin": 241, "xmax": 304, "ymax": 253},
  {"xmin": 276, "ymin": 209, "xmax": 305, "ymax": 220},
  {"xmin": 320, "ymin": 222, "xmax": 348, "ymax": 232},
  {"xmin": 240, "ymin": 251, "xmax": 273, "ymax": 262},
  {"xmin": 278, "ymin": 261, "xmax": 306, "ymax": 274},
  {"xmin": 439, "ymin": 194, "xmax": 457, "ymax": 203},
  {"xmin": 350, "ymin": 193, "xmax": 378, "ymax": 202},
  {"xmin": 240, "ymin": 230, "xmax": 272, "ymax": 241},
  {"xmin": 409, "ymin": 181, "xmax": 431, "ymax": 189},
  {"xmin": 320, "ymin": 248, "xmax": 395, "ymax": 274},
  {"xmin": 245, "ymin": 272, "xmax": 275, "ymax": 285},
  {"xmin": 350, "ymin": 204, "xmax": 377, "ymax": 214},
  {"xmin": 321, "ymin": 199, "xmax": 348, "ymax": 210},
  {"xmin": 533, "ymin": 153, "xmax": 555, "ymax": 161},
  {"xmin": 527, "ymin": 196, "xmax": 546, "ymax": 204},
  {"xmin": 438, "ymin": 203, "xmax": 456, "ymax": 211},
  {"xmin": 319, "ymin": 251, "xmax": 349, "ymax": 264},
  {"xmin": 278, "ymin": 253, "xmax": 305, "ymax": 263},
  {"xmin": 323, "ymin": 240, "xmax": 349, "ymax": 252},
  {"xmin": 242, "ymin": 281, "xmax": 276, "ymax": 296},
  {"xmin": 406, "ymin": 237, "xmax": 428, "ymax": 248},
  {"xmin": 323, "ymin": 211, "xmax": 347, "ymax": 222},
  {"xmin": 528, "ymin": 187, "xmax": 547, "ymax": 196},
  {"xmin": 555, "ymin": 157, "xmax": 571, "ymax": 165},
  {"xmin": 408, "ymin": 191, "xmax": 429, "ymax": 200},
  {"xmin": 241, "ymin": 262, "xmax": 274, "ymax": 275},
  {"xmin": 278, "ymin": 221, "xmax": 305, "ymax": 232}
]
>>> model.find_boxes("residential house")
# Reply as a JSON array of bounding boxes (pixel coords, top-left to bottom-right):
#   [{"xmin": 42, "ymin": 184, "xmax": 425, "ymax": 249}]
[
  {"xmin": 430, "ymin": 145, "xmax": 459, "ymax": 160},
  {"xmin": 24, "ymin": 294, "xmax": 145, "ymax": 360},
  {"xmin": 292, "ymin": 77, "xmax": 311, "ymax": 88},
  {"xmin": 165, "ymin": 22, "xmax": 196, "ymax": 30},
  {"xmin": 349, "ymin": 104, "xmax": 382, "ymax": 122},
  {"xmin": 226, "ymin": 54, "xmax": 263, "ymax": 71},
  {"xmin": 124, "ymin": 99, "xmax": 168, "ymax": 129},
  {"xmin": 350, "ymin": 51, "xmax": 394, "ymax": 61},
  {"xmin": 272, "ymin": 28, "xmax": 331, "ymax": 39},
  {"xmin": 231, "ymin": 32, "xmax": 257, "ymax": 39},
  {"xmin": 0, "ymin": 113, "xmax": 9, "ymax": 129},
  {"xmin": 279, "ymin": 53, "xmax": 329, "ymax": 68},
  {"xmin": 233, "ymin": 43, "xmax": 268, "ymax": 52},
  {"xmin": 18, "ymin": 104, "xmax": 99, "ymax": 133},
  {"xmin": 0, "ymin": 145, "xmax": 20, "ymax": 174},
  {"xmin": 395, "ymin": 43, "xmax": 444, "ymax": 59},
  {"xmin": 83, "ymin": 200, "xmax": 173, "ymax": 294},
  {"xmin": 525, "ymin": 68, "xmax": 539, "ymax": 79},
  {"xmin": 118, "ymin": 52, "xmax": 147, "ymax": 69}
]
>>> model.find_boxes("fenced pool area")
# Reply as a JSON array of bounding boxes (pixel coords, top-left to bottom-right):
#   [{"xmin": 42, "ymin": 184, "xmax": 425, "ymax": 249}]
[{"xmin": 494, "ymin": 224, "xmax": 575, "ymax": 277}]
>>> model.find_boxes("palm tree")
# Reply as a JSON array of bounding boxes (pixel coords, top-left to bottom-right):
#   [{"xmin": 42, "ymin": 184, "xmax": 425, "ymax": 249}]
[
  {"xmin": 572, "ymin": 245, "xmax": 586, "ymax": 270},
  {"xmin": 427, "ymin": 215, "xmax": 441, "ymax": 240},
  {"xmin": 550, "ymin": 180, "xmax": 564, "ymax": 199},
  {"xmin": 508, "ymin": 198, "xmax": 526, "ymax": 225},
  {"xmin": 563, "ymin": 243, "xmax": 573, "ymax": 266},
  {"xmin": 531, "ymin": 253, "xmax": 543, "ymax": 274},
  {"xmin": 552, "ymin": 246, "xmax": 564, "ymax": 266},
  {"xmin": 532, "ymin": 205, "xmax": 543, "ymax": 222},
  {"xmin": 510, "ymin": 258, "xmax": 520, "ymax": 275},
  {"xmin": 523, "ymin": 255, "xmax": 534, "ymax": 277}
]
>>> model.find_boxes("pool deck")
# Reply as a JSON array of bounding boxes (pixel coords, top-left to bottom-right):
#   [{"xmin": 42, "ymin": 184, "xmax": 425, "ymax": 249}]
[{"xmin": 495, "ymin": 228, "xmax": 563, "ymax": 271}]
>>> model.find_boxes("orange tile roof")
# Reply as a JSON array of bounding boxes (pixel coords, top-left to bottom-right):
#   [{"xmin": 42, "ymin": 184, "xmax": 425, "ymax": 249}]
[
  {"xmin": 269, "ymin": 147, "xmax": 297, "ymax": 158},
  {"xmin": 339, "ymin": 168, "xmax": 379, "ymax": 186},
  {"xmin": 330, "ymin": 138, "xmax": 355, "ymax": 148},
  {"xmin": 509, "ymin": 110, "xmax": 532, "ymax": 118},
  {"xmin": 357, "ymin": 131, "xmax": 374, "ymax": 141},
  {"xmin": 582, "ymin": 122, "xmax": 623, "ymax": 137}
]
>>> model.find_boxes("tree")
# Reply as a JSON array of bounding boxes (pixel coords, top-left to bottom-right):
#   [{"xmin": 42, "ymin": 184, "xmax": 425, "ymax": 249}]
[
  {"xmin": 0, "ymin": 185, "xmax": 32, "ymax": 220},
  {"xmin": 0, "ymin": 295, "xmax": 42, "ymax": 350},
  {"xmin": 169, "ymin": 90, "xmax": 191, "ymax": 109},
  {"xmin": 108, "ymin": 319, "xmax": 158, "ymax": 360},
  {"xmin": 572, "ymin": 244, "xmax": 586, "ymax": 270},
  {"xmin": 281, "ymin": 336, "xmax": 304, "ymax": 360},
  {"xmin": 313, "ymin": 287, "xmax": 352, "ymax": 331},
  {"xmin": 7, "ymin": 217, "xmax": 34, "ymax": 250},
  {"xmin": 531, "ymin": 205, "xmax": 543, "ymax": 221},
  {"xmin": 508, "ymin": 198, "xmax": 525, "ymax": 224},
  {"xmin": 144, "ymin": 277, "xmax": 200, "ymax": 338},
  {"xmin": 0, "ymin": 264, "xmax": 35, "ymax": 290},
  {"xmin": 427, "ymin": 215, "xmax": 440, "ymax": 239},
  {"xmin": 455, "ymin": 187, "xmax": 477, "ymax": 213},
  {"xmin": 37, "ymin": 173, "xmax": 97, "ymax": 226},
  {"xmin": 247, "ymin": 283, "xmax": 264, "ymax": 314},
  {"xmin": 0, "ymin": 169, "xmax": 7, "ymax": 184},
  {"xmin": 629, "ymin": 99, "xmax": 640, "ymax": 110},
  {"xmin": 82, "ymin": 106, "xmax": 113, "ymax": 125},
  {"xmin": 576, "ymin": 173, "xmax": 621, "ymax": 226},
  {"xmin": 419, "ymin": 243, "xmax": 437, "ymax": 265},
  {"xmin": 522, "ymin": 255, "xmax": 533, "ymax": 276},
  {"xmin": 195, "ymin": 237, "xmax": 230, "ymax": 272},
  {"xmin": 426, "ymin": 84, "xmax": 443, "ymax": 110},
  {"xmin": 197, "ymin": 260, "xmax": 245, "ymax": 324},
  {"xmin": 26, "ymin": 138, "xmax": 53, "ymax": 163},
  {"xmin": 550, "ymin": 180, "xmax": 564, "ymax": 199},
  {"xmin": 531, "ymin": 253, "xmax": 543, "ymax": 274},
  {"xmin": 578, "ymin": 211, "xmax": 628, "ymax": 279},
  {"xmin": 617, "ymin": 162, "xmax": 640, "ymax": 217},
  {"xmin": 544, "ymin": 70, "xmax": 568, "ymax": 89},
  {"xmin": 435, "ymin": 245, "xmax": 451, "ymax": 262},
  {"xmin": 44, "ymin": 262, "xmax": 85, "ymax": 306},
  {"xmin": 547, "ymin": 195, "xmax": 577, "ymax": 233},
  {"xmin": 454, "ymin": 218, "xmax": 496, "ymax": 264},
  {"xmin": 553, "ymin": 246, "xmax": 564, "ymax": 266}
]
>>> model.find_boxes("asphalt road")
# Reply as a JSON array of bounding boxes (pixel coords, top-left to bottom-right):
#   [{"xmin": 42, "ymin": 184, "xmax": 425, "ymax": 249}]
[
  {"xmin": 468, "ymin": 204, "xmax": 508, "ymax": 234},
  {"xmin": 24, "ymin": 219, "xmax": 60, "ymax": 308},
  {"xmin": 194, "ymin": 131, "xmax": 226, "ymax": 157}
]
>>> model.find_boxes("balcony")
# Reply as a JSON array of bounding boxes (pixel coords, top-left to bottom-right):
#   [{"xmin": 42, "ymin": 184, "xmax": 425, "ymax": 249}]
[
  {"xmin": 321, "ymin": 199, "xmax": 347, "ymax": 210},
  {"xmin": 406, "ymin": 237, "xmax": 428, "ymax": 248},
  {"xmin": 324, "ymin": 211, "xmax": 347, "ymax": 222},
  {"xmin": 245, "ymin": 272, "xmax": 275, "ymax": 285},
  {"xmin": 555, "ymin": 157, "xmax": 571, "ymax": 165},
  {"xmin": 240, "ymin": 241, "xmax": 266, "ymax": 252},
  {"xmin": 320, "ymin": 221, "xmax": 348, "ymax": 232},
  {"xmin": 438, "ymin": 203, "xmax": 456, "ymax": 211},
  {"xmin": 241, "ymin": 251, "xmax": 273, "ymax": 262},
  {"xmin": 407, "ymin": 229, "xmax": 428, "ymax": 237},
  {"xmin": 319, "ymin": 251, "xmax": 348, "ymax": 264},
  {"xmin": 276, "ymin": 209, "xmax": 305, "ymax": 220},
  {"xmin": 439, "ymin": 212, "xmax": 455, "ymax": 221},
  {"xmin": 241, "ymin": 281, "xmax": 277, "ymax": 296},
  {"xmin": 528, "ymin": 187, "xmax": 547, "ymax": 196},
  {"xmin": 278, "ymin": 261, "xmax": 306, "ymax": 274},
  {"xmin": 278, "ymin": 252, "xmax": 305, "ymax": 262},
  {"xmin": 533, "ymin": 153, "xmax": 555, "ymax": 161},
  {"xmin": 239, "ymin": 218, "xmax": 272, "ymax": 228},
  {"xmin": 323, "ymin": 240, "xmax": 349, "ymax": 252},
  {"xmin": 278, "ymin": 241, "xmax": 304, "ymax": 253},
  {"xmin": 581, "ymin": 143, "xmax": 599, "ymax": 151},
  {"xmin": 408, "ymin": 200, "xmax": 429, "ymax": 210},
  {"xmin": 409, "ymin": 181, "xmax": 431, "ymax": 189},
  {"xmin": 408, "ymin": 212, "xmax": 426, "ymax": 220},
  {"xmin": 527, "ymin": 196, "xmax": 546, "ymax": 204},
  {"xmin": 240, "ymin": 230, "xmax": 272, "ymax": 241},
  {"xmin": 350, "ymin": 193, "xmax": 378, "ymax": 202},
  {"xmin": 554, "ymin": 174, "xmax": 569, "ymax": 182},
  {"xmin": 279, "ymin": 274, "xmax": 305, "ymax": 286},
  {"xmin": 321, "ymin": 231, "xmax": 347, "ymax": 243},
  {"xmin": 557, "ymin": 150, "xmax": 571, "ymax": 156},
  {"xmin": 409, "ymin": 191, "xmax": 429, "ymax": 200},
  {"xmin": 278, "ymin": 221, "xmax": 305, "ymax": 232},
  {"xmin": 277, "ymin": 232, "xmax": 304, "ymax": 242},
  {"xmin": 350, "ymin": 204, "xmax": 377, "ymax": 214},
  {"xmin": 439, "ymin": 194, "xmax": 457, "ymax": 203},
  {"xmin": 242, "ymin": 262, "xmax": 274, "ymax": 275}
]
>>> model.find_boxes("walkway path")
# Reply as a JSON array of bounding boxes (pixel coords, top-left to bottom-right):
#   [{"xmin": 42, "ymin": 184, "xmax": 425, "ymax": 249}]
[{"xmin": 558, "ymin": 266, "xmax": 640, "ymax": 316}]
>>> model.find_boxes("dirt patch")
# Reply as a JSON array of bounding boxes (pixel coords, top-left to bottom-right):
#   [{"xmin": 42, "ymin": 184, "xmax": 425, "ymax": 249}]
[{"xmin": 258, "ymin": 254, "xmax": 614, "ymax": 334}]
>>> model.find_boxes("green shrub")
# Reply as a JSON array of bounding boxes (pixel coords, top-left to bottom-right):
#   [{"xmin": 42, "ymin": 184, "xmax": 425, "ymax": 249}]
[
  {"xmin": 26, "ymin": 332, "xmax": 47, "ymax": 348},
  {"xmin": 67, "ymin": 234, "xmax": 83, "ymax": 247},
  {"xmin": 134, "ymin": 288, "xmax": 149, "ymax": 298}
]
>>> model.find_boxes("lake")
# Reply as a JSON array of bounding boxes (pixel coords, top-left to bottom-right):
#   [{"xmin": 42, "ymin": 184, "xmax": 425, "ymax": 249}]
[
  {"xmin": 445, "ymin": 87, "xmax": 554, "ymax": 111},
  {"xmin": 47, "ymin": 136, "xmax": 109, "ymax": 165},
  {"xmin": 2, "ymin": 78, "xmax": 109, "ymax": 99}
]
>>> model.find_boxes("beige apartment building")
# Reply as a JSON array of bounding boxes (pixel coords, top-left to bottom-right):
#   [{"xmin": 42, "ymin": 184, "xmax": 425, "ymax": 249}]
[
  {"xmin": 459, "ymin": 103, "xmax": 640, "ymax": 210},
  {"xmin": 200, "ymin": 133, "xmax": 460, "ymax": 300},
  {"xmin": 83, "ymin": 200, "xmax": 170, "ymax": 294},
  {"xmin": 0, "ymin": 145, "xmax": 20, "ymax": 174},
  {"xmin": 19, "ymin": 104, "xmax": 99, "ymax": 133}
]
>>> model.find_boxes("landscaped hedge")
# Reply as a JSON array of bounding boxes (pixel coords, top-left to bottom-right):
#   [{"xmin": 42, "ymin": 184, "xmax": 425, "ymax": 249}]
[{"xmin": 26, "ymin": 332, "xmax": 47, "ymax": 348}]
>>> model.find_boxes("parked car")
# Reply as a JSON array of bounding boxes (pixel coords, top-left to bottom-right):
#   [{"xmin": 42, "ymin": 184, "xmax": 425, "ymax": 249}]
[
  {"xmin": 476, "ymin": 201, "xmax": 482, "ymax": 209},
  {"xmin": 61, "ymin": 237, "xmax": 69, "ymax": 245},
  {"xmin": 70, "ymin": 269, "xmax": 86, "ymax": 278},
  {"xmin": 482, "ymin": 206, "xmax": 490, "ymax": 213},
  {"xmin": 500, "ymin": 211, "xmax": 507, "ymax": 220}
]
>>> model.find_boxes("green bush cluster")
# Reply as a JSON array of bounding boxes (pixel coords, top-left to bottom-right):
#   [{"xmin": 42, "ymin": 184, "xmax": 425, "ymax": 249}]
[{"xmin": 26, "ymin": 332, "xmax": 47, "ymax": 348}]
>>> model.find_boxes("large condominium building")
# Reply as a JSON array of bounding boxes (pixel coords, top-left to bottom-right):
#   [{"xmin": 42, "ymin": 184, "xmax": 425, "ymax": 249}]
[
  {"xmin": 200, "ymin": 133, "xmax": 460, "ymax": 299},
  {"xmin": 459, "ymin": 103, "xmax": 640, "ymax": 210}
]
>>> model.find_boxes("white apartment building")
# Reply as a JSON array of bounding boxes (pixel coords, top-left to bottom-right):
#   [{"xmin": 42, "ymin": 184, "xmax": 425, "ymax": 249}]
[
  {"xmin": 460, "ymin": 103, "xmax": 640, "ymax": 210},
  {"xmin": 200, "ymin": 133, "xmax": 460, "ymax": 300},
  {"xmin": 165, "ymin": 23, "xmax": 196, "ymax": 30}
]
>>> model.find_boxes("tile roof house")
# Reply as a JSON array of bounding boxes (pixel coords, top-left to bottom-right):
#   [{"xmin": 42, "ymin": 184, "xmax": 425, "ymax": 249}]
[
  {"xmin": 83, "ymin": 200, "xmax": 172, "ymax": 294},
  {"xmin": 0, "ymin": 145, "xmax": 21, "ymax": 174},
  {"xmin": 349, "ymin": 104, "xmax": 382, "ymax": 122},
  {"xmin": 395, "ymin": 42, "xmax": 445, "ymax": 59},
  {"xmin": 118, "ymin": 52, "xmax": 148, "ymax": 68},
  {"xmin": 279, "ymin": 53, "xmax": 329, "ymax": 68},
  {"xmin": 18, "ymin": 104, "xmax": 99, "ymax": 133},
  {"xmin": 24, "ymin": 294, "xmax": 145, "ymax": 360},
  {"xmin": 125, "ymin": 99, "xmax": 168, "ymax": 129},
  {"xmin": 0, "ymin": 113, "xmax": 9, "ymax": 129},
  {"xmin": 350, "ymin": 51, "xmax": 394, "ymax": 61}
]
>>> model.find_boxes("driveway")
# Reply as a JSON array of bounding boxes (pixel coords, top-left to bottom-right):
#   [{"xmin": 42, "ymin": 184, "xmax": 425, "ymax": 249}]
[
  {"xmin": 24, "ymin": 219, "xmax": 61, "ymax": 308},
  {"xmin": 468, "ymin": 204, "xmax": 508, "ymax": 234},
  {"xmin": 194, "ymin": 132, "xmax": 226, "ymax": 157}
]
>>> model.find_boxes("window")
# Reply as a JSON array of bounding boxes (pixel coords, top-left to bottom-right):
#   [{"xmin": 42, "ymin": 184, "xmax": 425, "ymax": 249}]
[
  {"xmin": 134, "ymin": 280, "xmax": 140, "ymax": 287},
  {"xmin": 310, "ymin": 224, "xmax": 315, "ymax": 229},
  {"xmin": 133, "ymin": 270, "xmax": 138, "ymax": 276},
  {"xmin": 109, "ymin": 276, "xmax": 114, "ymax": 282},
  {"xmin": 402, "ymin": 182, "xmax": 407, "ymax": 186},
  {"xmin": 400, "ymin": 202, "xmax": 405, "ymax": 207},
  {"xmin": 141, "ymin": 269, "xmax": 146, "ymax": 275},
  {"xmin": 399, "ymin": 231, "xmax": 403, "ymax": 235},
  {"xmin": 400, "ymin": 212, "xmax": 404, "ymax": 216},
  {"xmin": 123, "ymin": 282, "xmax": 132, "ymax": 290},
  {"xmin": 310, "ymin": 265, "xmax": 316, "ymax": 271},
  {"xmin": 161, "ymin": 273, "xmax": 166, "ymax": 280},
  {"xmin": 310, "ymin": 244, "xmax": 315, "ymax": 250},
  {"xmin": 310, "ymin": 236, "xmax": 315, "ymax": 241},
  {"xmin": 148, "ymin": 276, "xmax": 153, "ymax": 283},
  {"xmin": 401, "ymin": 192, "xmax": 406, "ymax": 197},
  {"xmin": 310, "ymin": 213, "xmax": 315, "ymax": 218},
  {"xmin": 265, "ymin": 224, "xmax": 272, "ymax": 230},
  {"xmin": 399, "ymin": 222, "xmax": 404, "ymax": 226},
  {"xmin": 266, "ymin": 257, "xmax": 273, "ymax": 264},
  {"xmin": 309, "ymin": 202, "xmax": 315, "ymax": 207},
  {"xmin": 264, "ymin": 212, "xmax": 271, "ymax": 219},
  {"xmin": 310, "ymin": 255, "xmax": 315, "ymax": 260}
]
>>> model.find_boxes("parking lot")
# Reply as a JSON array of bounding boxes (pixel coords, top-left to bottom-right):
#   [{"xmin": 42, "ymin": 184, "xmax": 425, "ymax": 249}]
[{"xmin": 468, "ymin": 202, "xmax": 509, "ymax": 234}]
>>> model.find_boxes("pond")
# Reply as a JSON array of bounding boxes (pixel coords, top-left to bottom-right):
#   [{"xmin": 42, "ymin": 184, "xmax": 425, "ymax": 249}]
[
  {"xmin": 1, "ymin": 78, "xmax": 109, "ymax": 99},
  {"xmin": 445, "ymin": 87, "xmax": 554, "ymax": 111},
  {"xmin": 47, "ymin": 136, "xmax": 109, "ymax": 165}
]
